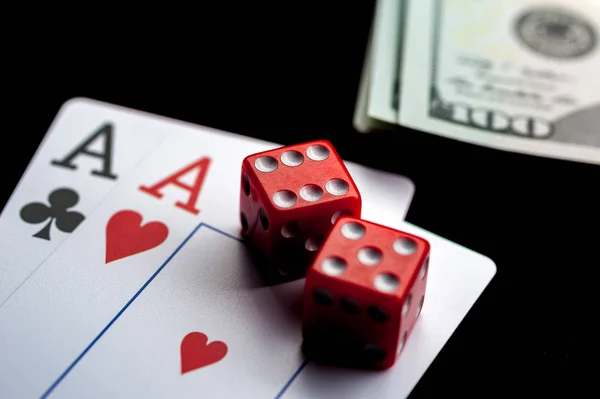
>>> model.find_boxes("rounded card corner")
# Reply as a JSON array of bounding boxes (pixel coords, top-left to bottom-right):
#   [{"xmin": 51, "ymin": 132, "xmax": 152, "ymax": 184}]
[{"xmin": 58, "ymin": 97, "xmax": 95, "ymax": 114}]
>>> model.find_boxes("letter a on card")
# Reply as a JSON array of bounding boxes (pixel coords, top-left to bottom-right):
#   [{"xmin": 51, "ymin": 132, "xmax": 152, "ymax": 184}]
[
  {"xmin": 51, "ymin": 122, "xmax": 118, "ymax": 180},
  {"xmin": 139, "ymin": 157, "xmax": 211, "ymax": 215}
]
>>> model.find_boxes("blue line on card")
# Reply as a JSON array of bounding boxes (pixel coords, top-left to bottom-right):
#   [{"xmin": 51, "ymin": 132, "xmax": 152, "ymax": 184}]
[
  {"xmin": 202, "ymin": 223, "xmax": 243, "ymax": 242},
  {"xmin": 274, "ymin": 360, "xmax": 309, "ymax": 399},
  {"xmin": 40, "ymin": 222, "xmax": 206, "ymax": 398},
  {"xmin": 40, "ymin": 223, "xmax": 307, "ymax": 399}
]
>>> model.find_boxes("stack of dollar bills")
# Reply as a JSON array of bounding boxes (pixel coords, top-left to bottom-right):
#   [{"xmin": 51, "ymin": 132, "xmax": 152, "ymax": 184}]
[{"xmin": 355, "ymin": 0, "xmax": 600, "ymax": 165}]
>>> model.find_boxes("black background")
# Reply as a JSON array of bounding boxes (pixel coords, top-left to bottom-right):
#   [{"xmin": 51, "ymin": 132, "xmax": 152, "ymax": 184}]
[{"xmin": 4, "ymin": 3, "xmax": 596, "ymax": 397}]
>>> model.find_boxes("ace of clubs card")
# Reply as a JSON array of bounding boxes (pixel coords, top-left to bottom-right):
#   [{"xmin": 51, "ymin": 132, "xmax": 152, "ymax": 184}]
[{"xmin": 0, "ymin": 98, "xmax": 423, "ymax": 398}]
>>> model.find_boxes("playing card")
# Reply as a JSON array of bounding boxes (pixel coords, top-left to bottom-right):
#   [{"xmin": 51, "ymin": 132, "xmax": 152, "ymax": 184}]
[
  {"xmin": 0, "ymin": 109, "xmax": 415, "ymax": 398},
  {"xmin": 0, "ymin": 99, "xmax": 166, "ymax": 305},
  {"xmin": 0, "ymin": 98, "xmax": 414, "ymax": 307}
]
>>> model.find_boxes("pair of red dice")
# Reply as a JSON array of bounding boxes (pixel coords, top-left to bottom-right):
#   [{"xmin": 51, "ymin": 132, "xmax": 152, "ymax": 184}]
[{"xmin": 239, "ymin": 140, "xmax": 430, "ymax": 369}]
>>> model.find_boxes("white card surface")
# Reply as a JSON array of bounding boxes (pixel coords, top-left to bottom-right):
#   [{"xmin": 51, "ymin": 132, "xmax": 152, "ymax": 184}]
[
  {"xmin": 47, "ymin": 228, "xmax": 302, "ymax": 398},
  {"xmin": 0, "ymin": 101, "xmax": 416, "ymax": 398},
  {"xmin": 0, "ymin": 98, "xmax": 414, "ymax": 307}
]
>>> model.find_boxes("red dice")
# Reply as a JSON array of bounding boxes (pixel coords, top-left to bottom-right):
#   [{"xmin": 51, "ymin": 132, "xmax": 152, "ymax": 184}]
[
  {"xmin": 301, "ymin": 216, "xmax": 430, "ymax": 369},
  {"xmin": 239, "ymin": 140, "xmax": 362, "ymax": 276}
]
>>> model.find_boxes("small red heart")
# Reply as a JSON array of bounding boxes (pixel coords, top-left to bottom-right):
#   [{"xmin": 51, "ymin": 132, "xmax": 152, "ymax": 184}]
[
  {"xmin": 105, "ymin": 210, "xmax": 169, "ymax": 263},
  {"xmin": 181, "ymin": 332, "xmax": 228, "ymax": 374}
]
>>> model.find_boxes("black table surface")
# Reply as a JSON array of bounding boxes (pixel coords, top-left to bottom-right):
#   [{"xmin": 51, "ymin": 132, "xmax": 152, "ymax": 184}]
[{"xmin": 4, "ymin": 3, "xmax": 596, "ymax": 397}]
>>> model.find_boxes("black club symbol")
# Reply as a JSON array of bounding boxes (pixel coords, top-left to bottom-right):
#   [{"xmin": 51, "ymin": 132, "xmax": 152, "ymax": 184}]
[{"xmin": 20, "ymin": 188, "xmax": 85, "ymax": 241}]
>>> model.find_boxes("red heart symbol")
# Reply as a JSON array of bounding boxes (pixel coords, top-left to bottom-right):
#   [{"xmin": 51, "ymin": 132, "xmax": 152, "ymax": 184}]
[
  {"xmin": 181, "ymin": 332, "xmax": 228, "ymax": 374},
  {"xmin": 105, "ymin": 210, "xmax": 169, "ymax": 263}
]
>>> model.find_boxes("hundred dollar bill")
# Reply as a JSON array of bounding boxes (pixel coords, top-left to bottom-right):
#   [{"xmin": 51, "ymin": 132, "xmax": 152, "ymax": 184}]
[{"xmin": 399, "ymin": 0, "xmax": 600, "ymax": 165}]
